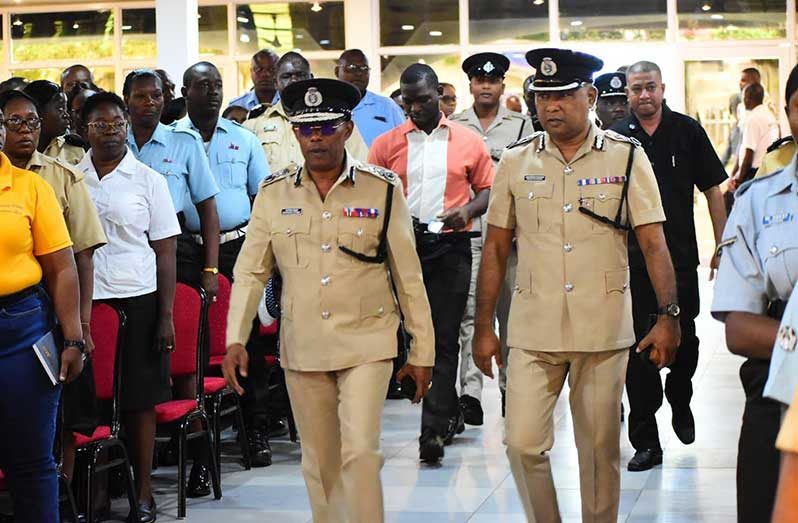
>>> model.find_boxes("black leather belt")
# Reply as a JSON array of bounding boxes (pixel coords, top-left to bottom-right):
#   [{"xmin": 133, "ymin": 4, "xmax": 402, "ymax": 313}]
[
  {"xmin": 768, "ymin": 300, "xmax": 787, "ymax": 321},
  {"xmin": 0, "ymin": 285, "xmax": 41, "ymax": 308}
]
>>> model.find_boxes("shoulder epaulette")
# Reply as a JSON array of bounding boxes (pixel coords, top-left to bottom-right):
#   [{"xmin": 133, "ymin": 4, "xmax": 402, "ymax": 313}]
[
  {"xmin": 51, "ymin": 155, "xmax": 84, "ymax": 182},
  {"xmin": 248, "ymin": 104, "xmax": 269, "ymax": 120},
  {"xmin": 63, "ymin": 133, "xmax": 87, "ymax": 149},
  {"xmin": 356, "ymin": 162, "xmax": 398, "ymax": 183},
  {"xmin": 171, "ymin": 126, "xmax": 202, "ymax": 141},
  {"xmin": 604, "ymin": 130, "xmax": 641, "ymax": 147},
  {"xmin": 260, "ymin": 165, "xmax": 298, "ymax": 188},
  {"xmin": 507, "ymin": 131, "xmax": 543, "ymax": 150},
  {"xmin": 767, "ymin": 136, "xmax": 794, "ymax": 154},
  {"xmin": 736, "ymin": 168, "xmax": 784, "ymax": 196}
]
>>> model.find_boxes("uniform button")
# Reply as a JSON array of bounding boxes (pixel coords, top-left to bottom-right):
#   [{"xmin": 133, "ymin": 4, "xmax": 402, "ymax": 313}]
[
  {"xmin": 356, "ymin": 228, "xmax": 364, "ymax": 237},
  {"xmin": 564, "ymin": 243, "xmax": 573, "ymax": 253},
  {"xmin": 528, "ymin": 191, "xmax": 535, "ymax": 199},
  {"xmin": 322, "ymin": 211, "xmax": 332, "ymax": 221},
  {"xmin": 285, "ymin": 228, "xmax": 293, "ymax": 234},
  {"xmin": 377, "ymin": 306, "xmax": 385, "ymax": 314},
  {"xmin": 770, "ymin": 245, "xmax": 779, "ymax": 254},
  {"xmin": 321, "ymin": 311, "xmax": 331, "ymax": 320},
  {"xmin": 321, "ymin": 275, "xmax": 331, "ymax": 286},
  {"xmin": 598, "ymin": 193, "xmax": 606, "ymax": 201},
  {"xmin": 564, "ymin": 282, "xmax": 574, "ymax": 292},
  {"xmin": 563, "ymin": 203, "xmax": 573, "ymax": 213},
  {"xmin": 321, "ymin": 243, "xmax": 331, "ymax": 253},
  {"xmin": 564, "ymin": 165, "xmax": 573, "ymax": 175}
]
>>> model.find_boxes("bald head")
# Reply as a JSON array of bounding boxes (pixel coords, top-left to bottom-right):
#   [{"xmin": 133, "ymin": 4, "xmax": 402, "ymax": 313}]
[
  {"xmin": 183, "ymin": 61, "xmax": 220, "ymax": 89},
  {"xmin": 182, "ymin": 62, "xmax": 223, "ymax": 120},
  {"xmin": 400, "ymin": 64, "xmax": 439, "ymax": 90},
  {"xmin": 336, "ymin": 49, "xmax": 370, "ymax": 93},
  {"xmin": 627, "ymin": 61, "xmax": 662, "ymax": 80},
  {"xmin": 251, "ymin": 49, "xmax": 280, "ymax": 101},
  {"xmin": 275, "ymin": 52, "xmax": 311, "ymax": 95},
  {"xmin": 743, "ymin": 82, "xmax": 765, "ymax": 110},
  {"xmin": 61, "ymin": 64, "xmax": 93, "ymax": 95}
]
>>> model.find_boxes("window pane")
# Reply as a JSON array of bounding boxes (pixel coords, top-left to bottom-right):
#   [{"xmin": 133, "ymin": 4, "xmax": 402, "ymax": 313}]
[
  {"xmin": 560, "ymin": 0, "xmax": 666, "ymax": 40},
  {"xmin": 11, "ymin": 10, "xmax": 113, "ymax": 62},
  {"xmin": 380, "ymin": 0, "xmax": 459, "ymax": 46},
  {"xmin": 380, "ymin": 54, "xmax": 460, "ymax": 95},
  {"xmin": 469, "ymin": 0, "xmax": 548, "ymax": 45},
  {"xmin": 122, "ymin": 9, "xmax": 156, "ymax": 60},
  {"xmin": 12, "ymin": 66, "xmax": 115, "ymax": 92},
  {"xmin": 199, "ymin": 5, "xmax": 229, "ymax": 56},
  {"xmin": 236, "ymin": 3, "xmax": 345, "ymax": 55},
  {"xmin": 678, "ymin": 0, "xmax": 786, "ymax": 40}
]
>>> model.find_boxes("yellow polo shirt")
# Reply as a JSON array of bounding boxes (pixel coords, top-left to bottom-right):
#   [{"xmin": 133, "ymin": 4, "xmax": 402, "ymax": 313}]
[{"xmin": 0, "ymin": 152, "xmax": 72, "ymax": 296}]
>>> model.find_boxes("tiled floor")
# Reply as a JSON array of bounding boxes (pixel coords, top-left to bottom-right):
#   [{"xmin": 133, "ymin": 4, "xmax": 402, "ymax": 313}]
[{"xmin": 120, "ymin": 268, "xmax": 744, "ymax": 522}]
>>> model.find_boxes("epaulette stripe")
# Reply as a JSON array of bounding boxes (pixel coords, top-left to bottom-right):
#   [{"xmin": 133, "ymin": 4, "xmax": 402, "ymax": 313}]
[
  {"xmin": 716, "ymin": 237, "xmax": 737, "ymax": 256},
  {"xmin": 767, "ymin": 136, "xmax": 793, "ymax": 153}
]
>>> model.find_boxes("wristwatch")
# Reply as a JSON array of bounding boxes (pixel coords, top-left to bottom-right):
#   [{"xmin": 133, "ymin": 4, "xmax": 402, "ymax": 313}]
[
  {"xmin": 63, "ymin": 339, "xmax": 86, "ymax": 353},
  {"xmin": 656, "ymin": 303, "xmax": 681, "ymax": 318}
]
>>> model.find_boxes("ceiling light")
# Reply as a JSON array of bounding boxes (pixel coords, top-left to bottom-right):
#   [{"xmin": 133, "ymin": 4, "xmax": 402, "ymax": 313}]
[
  {"xmin": 13, "ymin": 18, "xmax": 22, "ymax": 26},
  {"xmin": 237, "ymin": 16, "xmax": 250, "ymax": 23},
  {"xmin": 570, "ymin": 20, "xmax": 583, "ymax": 26},
  {"xmin": 701, "ymin": 3, "xmax": 711, "ymax": 10},
  {"xmin": 402, "ymin": 25, "xmax": 415, "ymax": 31},
  {"xmin": 320, "ymin": 39, "xmax": 330, "ymax": 45},
  {"xmin": 533, "ymin": 0, "xmax": 545, "ymax": 5},
  {"xmin": 121, "ymin": 25, "xmax": 132, "ymax": 30},
  {"xmin": 240, "ymin": 34, "xmax": 250, "ymax": 43},
  {"xmin": 711, "ymin": 13, "xmax": 724, "ymax": 19},
  {"xmin": 295, "ymin": 34, "xmax": 304, "ymax": 39},
  {"xmin": 72, "ymin": 22, "xmax": 80, "ymax": 29},
  {"xmin": 311, "ymin": 2, "xmax": 322, "ymax": 12},
  {"xmin": 418, "ymin": 59, "xmax": 427, "ymax": 64},
  {"xmin": 429, "ymin": 30, "xmax": 443, "ymax": 36}
]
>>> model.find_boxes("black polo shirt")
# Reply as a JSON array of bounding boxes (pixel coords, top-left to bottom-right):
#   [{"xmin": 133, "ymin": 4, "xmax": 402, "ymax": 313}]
[{"xmin": 610, "ymin": 103, "xmax": 727, "ymax": 271}]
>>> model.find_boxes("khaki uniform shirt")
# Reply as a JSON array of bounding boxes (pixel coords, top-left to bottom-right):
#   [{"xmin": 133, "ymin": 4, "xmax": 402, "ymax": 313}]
[
  {"xmin": 43, "ymin": 135, "xmax": 86, "ymax": 166},
  {"xmin": 449, "ymin": 106, "xmax": 529, "ymax": 166},
  {"xmin": 244, "ymin": 101, "xmax": 369, "ymax": 174},
  {"xmin": 758, "ymin": 139, "xmax": 796, "ymax": 178},
  {"xmin": 227, "ymin": 154, "xmax": 435, "ymax": 372},
  {"xmin": 26, "ymin": 150, "xmax": 106, "ymax": 253},
  {"xmin": 487, "ymin": 124, "xmax": 666, "ymax": 352}
]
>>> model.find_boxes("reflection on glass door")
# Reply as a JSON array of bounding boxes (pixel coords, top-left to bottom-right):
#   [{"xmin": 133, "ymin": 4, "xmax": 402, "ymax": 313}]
[{"xmin": 684, "ymin": 58, "xmax": 779, "ymax": 161}]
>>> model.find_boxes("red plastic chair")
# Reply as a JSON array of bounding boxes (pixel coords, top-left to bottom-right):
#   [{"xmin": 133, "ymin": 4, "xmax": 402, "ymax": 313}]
[
  {"xmin": 204, "ymin": 274, "xmax": 251, "ymax": 475},
  {"xmin": 74, "ymin": 303, "xmax": 138, "ymax": 522},
  {"xmin": 154, "ymin": 283, "xmax": 221, "ymax": 519}
]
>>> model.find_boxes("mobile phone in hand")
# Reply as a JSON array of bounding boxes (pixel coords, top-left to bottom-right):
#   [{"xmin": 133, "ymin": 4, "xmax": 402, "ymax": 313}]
[{"xmin": 400, "ymin": 375, "xmax": 417, "ymax": 401}]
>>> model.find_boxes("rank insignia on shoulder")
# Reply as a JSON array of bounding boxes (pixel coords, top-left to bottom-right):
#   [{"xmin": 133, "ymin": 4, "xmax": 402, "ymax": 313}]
[
  {"xmin": 359, "ymin": 163, "xmax": 397, "ymax": 182},
  {"xmin": 260, "ymin": 165, "xmax": 298, "ymax": 188},
  {"xmin": 248, "ymin": 104, "xmax": 269, "ymax": 119},
  {"xmin": 507, "ymin": 131, "xmax": 543, "ymax": 150},
  {"xmin": 343, "ymin": 207, "xmax": 379, "ymax": 218},
  {"xmin": 281, "ymin": 208, "xmax": 302, "ymax": 215},
  {"xmin": 577, "ymin": 176, "xmax": 627, "ymax": 186},
  {"xmin": 763, "ymin": 212, "xmax": 793, "ymax": 227},
  {"xmin": 524, "ymin": 174, "xmax": 546, "ymax": 182},
  {"xmin": 604, "ymin": 130, "xmax": 641, "ymax": 147},
  {"xmin": 767, "ymin": 136, "xmax": 793, "ymax": 153},
  {"xmin": 778, "ymin": 325, "xmax": 797, "ymax": 352}
]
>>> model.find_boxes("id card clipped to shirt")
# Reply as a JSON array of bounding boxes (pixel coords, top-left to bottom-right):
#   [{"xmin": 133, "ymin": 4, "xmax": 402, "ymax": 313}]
[{"xmin": 32, "ymin": 331, "xmax": 60, "ymax": 386}]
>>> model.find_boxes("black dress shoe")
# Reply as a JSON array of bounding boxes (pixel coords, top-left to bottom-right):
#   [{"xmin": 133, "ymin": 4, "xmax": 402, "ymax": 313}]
[
  {"xmin": 248, "ymin": 427, "xmax": 273, "ymax": 467},
  {"xmin": 419, "ymin": 433, "xmax": 445, "ymax": 464},
  {"xmin": 627, "ymin": 449, "xmax": 663, "ymax": 471},
  {"xmin": 443, "ymin": 409, "xmax": 465, "ymax": 446},
  {"xmin": 129, "ymin": 497, "xmax": 156, "ymax": 523},
  {"xmin": 386, "ymin": 380, "xmax": 403, "ymax": 399},
  {"xmin": 187, "ymin": 462, "xmax": 212, "ymax": 498},
  {"xmin": 672, "ymin": 406, "xmax": 696, "ymax": 444},
  {"xmin": 268, "ymin": 417, "xmax": 289, "ymax": 438},
  {"xmin": 459, "ymin": 395, "xmax": 484, "ymax": 426}
]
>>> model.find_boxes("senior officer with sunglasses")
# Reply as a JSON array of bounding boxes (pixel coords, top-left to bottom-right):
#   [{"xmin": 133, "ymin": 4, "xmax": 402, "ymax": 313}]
[{"xmin": 224, "ymin": 78, "xmax": 434, "ymax": 523}]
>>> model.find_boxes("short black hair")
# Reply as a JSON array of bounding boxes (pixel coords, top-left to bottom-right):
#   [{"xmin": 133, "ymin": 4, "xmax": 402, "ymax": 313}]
[
  {"xmin": 80, "ymin": 91, "xmax": 126, "ymax": 124},
  {"xmin": 745, "ymin": 82, "xmax": 765, "ymax": 105},
  {"xmin": 161, "ymin": 97, "xmax": 186, "ymax": 125},
  {"xmin": 400, "ymin": 63, "xmax": 438, "ymax": 88},
  {"xmin": 123, "ymin": 68, "xmax": 163, "ymax": 97},
  {"xmin": 0, "ymin": 77, "xmax": 28, "ymax": 94},
  {"xmin": 253, "ymin": 49, "xmax": 279, "ymax": 63},
  {"xmin": 182, "ymin": 61, "xmax": 220, "ymax": 89},
  {"xmin": 627, "ymin": 61, "xmax": 662, "ymax": 79},
  {"xmin": 23, "ymin": 80, "xmax": 62, "ymax": 114},
  {"xmin": 222, "ymin": 105, "xmax": 248, "ymax": 119},
  {"xmin": 338, "ymin": 49, "xmax": 366, "ymax": 64},
  {"xmin": 439, "ymin": 82, "xmax": 454, "ymax": 90},
  {"xmin": 61, "ymin": 64, "xmax": 92, "ymax": 82},
  {"xmin": 390, "ymin": 88, "xmax": 401, "ymax": 99},
  {"xmin": 0, "ymin": 89, "xmax": 38, "ymax": 113},
  {"xmin": 786, "ymin": 65, "xmax": 798, "ymax": 105},
  {"xmin": 742, "ymin": 67, "xmax": 761, "ymax": 83},
  {"xmin": 276, "ymin": 52, "xmax": 310, "ymax": 72}
]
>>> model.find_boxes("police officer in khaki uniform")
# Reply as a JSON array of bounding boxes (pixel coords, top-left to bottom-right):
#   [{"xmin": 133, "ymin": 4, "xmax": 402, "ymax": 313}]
[
  {"xmin": 244, "ymin": 51, "xmax": 369, "ymax": 173},
  {"xmin": 473, "ymin": 48, "xmax": 681, "ymax": 523},
  {"xmin": 224, "ymin": 78, "xmax": 434, "ymax": 523},
  {"xmin": 450, "ymin": 52, "xmax": 528, "ymax": 424},
  {"xmin": 42, "ymin": 133, "xmax": 86, "ymax": 166}
]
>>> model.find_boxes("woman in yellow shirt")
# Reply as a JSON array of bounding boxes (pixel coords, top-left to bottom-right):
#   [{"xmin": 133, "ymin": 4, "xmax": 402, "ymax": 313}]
[{"xmin": 0, "ymin": 106, "xmax": 83, "ymax": 521}]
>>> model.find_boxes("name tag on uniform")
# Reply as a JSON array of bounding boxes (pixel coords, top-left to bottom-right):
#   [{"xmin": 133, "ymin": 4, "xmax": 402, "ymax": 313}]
[
  {"xmin": 262, "ymin": 125, "xmax": 277, "ymax": 132},
  {"xmin": 162, "ymin": 157, "xmax": 174, "ymax": 164},
  {"xmin": 281, "ymin": 208, "xmax": 303, "ymax": 215},
  {"xmin": 228, "ymin": 143, "xmax": 240, "ymax": 150},
  {"xmin": 524, "ymin": 175, "xmax": 546, "ymax": 182},
  {"xmin": 577, "ymin": 176, "xmax": 627, "ymax": 187},
  {"xmin": 343, "ymin": 208, "xmax": 379, "ymax": 218},
  {"xmin": 763, "ymin": 212, "xmax": 794, "ymax": 227}
]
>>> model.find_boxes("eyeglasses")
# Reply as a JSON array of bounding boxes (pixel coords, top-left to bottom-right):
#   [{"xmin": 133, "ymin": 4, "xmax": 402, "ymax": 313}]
[
  {"xmin": 343, "ymin": 64, "xmax": 371, "ymax": 74},
  {"xmin": 293, "ymin": 121, "xmax": 347, "ymax": 137},
  {"xmin": 3, "ymin": 117, "xmax": 42, "ymax": 131},
  {"xmin": 441, "ymin": 95, "xmax": 457, "ymax": 103},
  {"xmin": 87, "ymin": 121, "xmax": 128, "ymax": 133}
]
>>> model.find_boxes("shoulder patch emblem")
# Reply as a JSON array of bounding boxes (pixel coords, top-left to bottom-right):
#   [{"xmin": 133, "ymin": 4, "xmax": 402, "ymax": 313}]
[
  {"xmin": 603, "ymin": 130, "xmax": 641, "ymax": 147},
  {"xmin": 357, "ymin": 163, "xmax": 398, "ymax": 183},
  {"xmin": 260, "ymin": 165, "xmax": 298, "ymax": 188},
  {"xmin": 507, "ymin": 131, "xmax": 543, "ymax": 150}
]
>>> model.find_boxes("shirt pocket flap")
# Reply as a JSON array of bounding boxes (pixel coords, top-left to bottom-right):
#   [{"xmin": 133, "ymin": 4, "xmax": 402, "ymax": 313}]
[
  {"xmin": 580, "ymin": 184, "xmax": 623, "ymax": 202},
  {"xmin": 216, "ymin": 149, "xmax": 246, "ymax": 165},
  {"xmin": 360, "ymin": 294, "xmax": 394, "ymax": 318},
  {"xmin": 605, "ymin": 268, "xmax": 630, "ymax": 294},
  {"xmin": 272, "ymin": 214, "xmax": 311, "ymax": 236},
  {"xmin": 518, "ymin": 179, "xmax": 555, "ymax": 200}
]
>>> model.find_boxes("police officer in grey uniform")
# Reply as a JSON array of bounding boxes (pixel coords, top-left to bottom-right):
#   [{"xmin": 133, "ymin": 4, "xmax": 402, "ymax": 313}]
[
  {"xmin": 450, "ymin": 53, "xmax": 528, "ymax": 424},
  {"xmin": 711, "ymin": 64, "xmax": 798, "ymax": 523},
  {"xmin": 765, "ymin": 288, "xmax": 798, "ymax": 406}
]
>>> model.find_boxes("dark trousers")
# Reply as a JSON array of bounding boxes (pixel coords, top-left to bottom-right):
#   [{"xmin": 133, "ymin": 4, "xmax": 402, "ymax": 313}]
[
  {"xmin": 242, "ymin": 322, "xmax": 279, "ymax": 428},
  {"xmin": 737, "ymin": 358, "xmax": 781, "ymax": 523},
  {"xmin": 176, "ymin": 233, "xmax": 245, "ymax": 283},
  {"xmin": 0, "ymin": 289, "xmax": 61, "ymax": 522},
  {"xmin": 627, "ymin": 268, "xmax": 700, "ymax": 451},
  {"xmin": 419, "ymin": 238, "xmax": 472, "ymax": 438}
]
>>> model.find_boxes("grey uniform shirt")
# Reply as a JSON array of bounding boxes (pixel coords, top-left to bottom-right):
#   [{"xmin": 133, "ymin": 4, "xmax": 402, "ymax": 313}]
[
  {"xmin": 449, "ymin": 106, "xmax": 529, "ymax": 166},
  {"xmin": 711, "ymin": 156, "xmax": 798, "ymax": 322}
]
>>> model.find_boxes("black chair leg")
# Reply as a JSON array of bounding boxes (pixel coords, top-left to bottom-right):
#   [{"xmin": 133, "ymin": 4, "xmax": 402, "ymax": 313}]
[
  {"xmin": 286, "ymin": 401, "xmax": 298, "ymax": 443},
  {"xmin": 178, "ymin": 423, "xmax": 188, "ymax": 519},
  {"xmin": 213, "ymin": 395, "xmax": 222, "ymax": 478},
  {"xmin": 203, "ymin": 417, "xmax": 223, "ymax": 500},
  {"xmin": 233, "ymin": 395, "xmax": 251, "ymax": 470},
  {"xmin": 85, "ymin": 450, "xmax": 97, "ymax": 523},
  {"xmin": 119, "ymin": 444, "xmax": 139, "ymax": 522},
  {"xmin": 59, "ymin": 472, "xmax": 79, "ymax": 522}
]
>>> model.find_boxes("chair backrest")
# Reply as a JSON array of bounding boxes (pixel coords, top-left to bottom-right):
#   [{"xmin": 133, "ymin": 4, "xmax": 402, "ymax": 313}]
[
  {"xmin": 90, "ymin": 302, "xmax": 126, "ymax": 434},
  {"xmin": 171, "ymin": 283, "xmax": 207, "ymax": 380},
  {"xmin": 208, "ymin": 274, "xmax": 231, "ymax": 358}
]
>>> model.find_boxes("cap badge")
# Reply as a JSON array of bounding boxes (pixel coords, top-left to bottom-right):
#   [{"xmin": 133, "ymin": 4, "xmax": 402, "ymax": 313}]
[
  {"xmin": 540, "ymin": 57, "xmax": 557, "ymax": 77},
  {"xmin": 483, "ymin": 61, "xmax": 495, "ymax": 73},
  {"xmin": 304, "ymin": 87, "xmax": 322, "ymax": 108},
  {"xmin": 610, "ymin": 76, "xmax": 622, "ymax": 89}
]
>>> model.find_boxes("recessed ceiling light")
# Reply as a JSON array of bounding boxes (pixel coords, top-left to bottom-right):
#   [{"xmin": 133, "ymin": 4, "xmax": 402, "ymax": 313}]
[
  {"xmin": 570, "ymin": 20, "xmax": 583, "ymax": 26},
  {"xmin": 73, "ymin": 23, "xmax": 80, "ymax": 29},
  {"xmin": 311, "ymin": 2, "xmax": 322, "ymax": 12},
  {"xmin": 429, "ymin": 30, "xmax": 443, "ymax": 36},
  {"xmin": 237, "ymin": 16, "xmax": 249, "ymax": 23},
  {"xmin": 121, "ymin": 25, "xmax": 132, "ymax": 30},
  {"xmin": 701, "ymin": 3, "xmax": 711, "ymax": 10},
  {"xmin": 295, "ymin": 34, "xmax": 304, "ymax": 39},
  {"xmin": 13, "ymin": 19, "xmax": 22, "ymax": 26},
  {"xmin": 402, "ymin": 25, "xmax": 415, "ymax": 31},
  {"xmin": 711, "ymin": 13, "xmax": 724, "ymax": 19},
  {"xmin": 240, "ymin": 34, "xmax": 250, "ymax": 43},
  {"xmin": 533, "ymin": 0, "xmax": 545, "ymax": 5},
  {"xmin": 320, "ymin": 39, "xmax": 330, "ymax": 45},
  {"xmin": 418, "ymin": 58, "xmax": 427, "ymax": 64}
]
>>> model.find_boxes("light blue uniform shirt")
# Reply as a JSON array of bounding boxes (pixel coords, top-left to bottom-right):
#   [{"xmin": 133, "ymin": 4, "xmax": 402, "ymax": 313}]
[
  {"xmin": 765, "ymin": 289, "xmax": 798, "ymax": 404},
  {"xmin": 227, "ymin": 90, "xmax": 279, "ymax": 111},
  {"xmin": 174, "ymin": 116, "xmax": 270, "ymax": 232},
  {"xmin": 126, "ymin": 123, "xmax": 219, "ymax": 213},
  {"xmin": 351, "ymin": 90, "xmax": 406, "ymax": 148},
  {"xmin": 711, "ymin": 156, "xmax": 798, "ymax": 322}
]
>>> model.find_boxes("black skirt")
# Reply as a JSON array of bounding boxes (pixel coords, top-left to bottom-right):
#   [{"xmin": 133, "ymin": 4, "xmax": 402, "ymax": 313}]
[{"xmin": 103, "ymin": 292, "xmax": 171, "ymax": 411}]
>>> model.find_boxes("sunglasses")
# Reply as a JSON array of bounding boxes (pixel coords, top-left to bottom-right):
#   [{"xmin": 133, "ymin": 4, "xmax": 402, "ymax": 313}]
[{"xmin": 293, "ymin": 120, "xmax": 347, "ymax": 137}]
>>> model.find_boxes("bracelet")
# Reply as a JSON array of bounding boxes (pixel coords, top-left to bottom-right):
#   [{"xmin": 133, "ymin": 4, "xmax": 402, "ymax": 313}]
[
  {"xmin": 81, "ymin": 322, "xmax": 90, "ymax": 326},
  {"xmin": 202, "ymin": 267, "xmax": 219, "ymax": 274}
]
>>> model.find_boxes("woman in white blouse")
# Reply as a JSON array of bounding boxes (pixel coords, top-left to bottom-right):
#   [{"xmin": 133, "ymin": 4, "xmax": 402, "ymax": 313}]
[{"xmin": 77, "ymin": 92, "xmax": 180, "ymax": 523}]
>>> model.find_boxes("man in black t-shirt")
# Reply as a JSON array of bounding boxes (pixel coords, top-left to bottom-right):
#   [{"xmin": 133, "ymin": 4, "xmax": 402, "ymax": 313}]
[{"xmin": 610, "ymin": 60, "xmax": 728, "ymax": 472}]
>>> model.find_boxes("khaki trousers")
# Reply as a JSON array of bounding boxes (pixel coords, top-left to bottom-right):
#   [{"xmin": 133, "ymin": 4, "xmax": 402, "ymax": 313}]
[
  {"xmin": 284, "ymin": 360, "xmax": 393, "ymax": 523},
  {"xmin": 458, "ymin": 237, "xmax": 484, "ymax": 400},
  {"xmin": 505, "ymin": 347, "xmax": 628, "ymax": 523}
]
